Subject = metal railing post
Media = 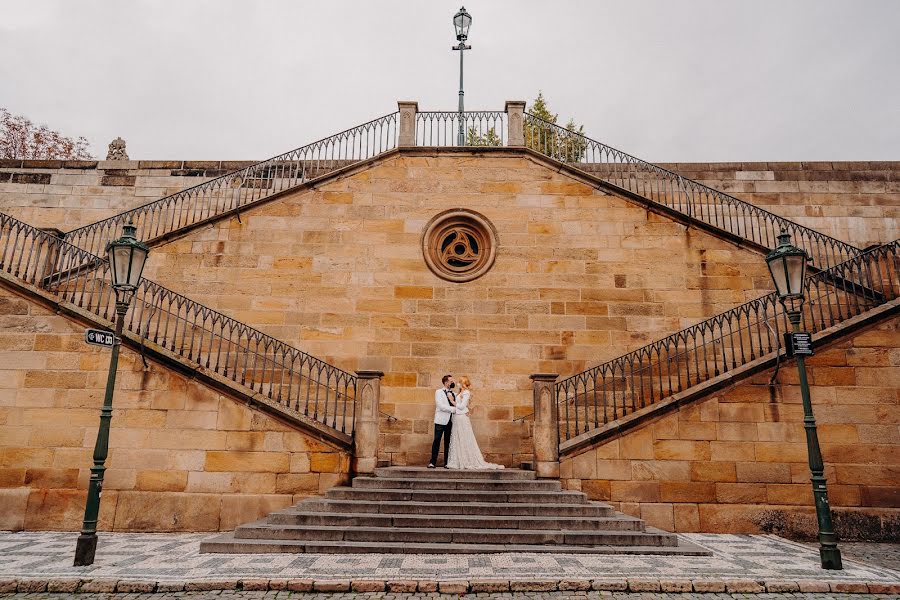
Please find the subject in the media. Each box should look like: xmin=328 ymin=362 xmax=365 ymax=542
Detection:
xmin=353 ymin=370 xmax=384 ymax=474
xmin=398 ymin=101 xmax=418 ymax=147
xmin=530 ymin=373 xmax=559 ymax=478
xmin=505 ymin=100 xmax=526 ymax=147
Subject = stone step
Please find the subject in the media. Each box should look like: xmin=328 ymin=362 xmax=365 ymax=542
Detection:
xmin=200 ymin=534 xmax=712 ymax=556
xmin=268 ymin=511 xmax=644 ymax=531
xmin=352 ymin=476 xmax=561 ymax=491
xmin=289 ymin=498 xmax=615 ymax=517
xmin=233 ymin=523 xmax=675 ymax=546
xmin=374 ymin=467 xmax=535 ymax=480
xmin=325 ymin=487 xmax=588 ymax=504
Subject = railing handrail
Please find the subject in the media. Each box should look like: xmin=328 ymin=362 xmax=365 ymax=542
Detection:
xmin=64 ymin=111 xmax=400 ymax=245
xmin=0 ymin=211 xmax=357 ymax=436
xmin=523 ymin=112 xmax=861 ymax=263
xmin=558 ymin=239 xmax=898 ymax=390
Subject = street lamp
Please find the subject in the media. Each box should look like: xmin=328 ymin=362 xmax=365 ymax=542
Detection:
xmin=452 ymin=6 xmax=472 ymax=146
xmin=765 ymin=231 xmax=842 ymax=570
xmin=74 ymin=222 xmax=149 ymax=567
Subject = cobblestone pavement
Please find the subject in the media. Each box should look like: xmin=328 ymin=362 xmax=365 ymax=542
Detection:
xmin=0 ymin=532 xmax=896 ymax=596
xmin=0 ymin=592 xmax=898 ymax=599
xmin=805 ymin=542 xmax=900 ymax=573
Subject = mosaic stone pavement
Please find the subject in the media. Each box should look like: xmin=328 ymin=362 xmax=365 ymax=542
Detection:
xmin=0 ymin=532 xmax=897 ymax=586
xmin=0 ymin=593 xmax=897 ymax=599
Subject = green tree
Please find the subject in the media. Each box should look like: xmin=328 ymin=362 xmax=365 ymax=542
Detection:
xmin=466 ymin=126 xmax=503 ymax=147
xmin=523 ymin=92 xmax=587 ymax=163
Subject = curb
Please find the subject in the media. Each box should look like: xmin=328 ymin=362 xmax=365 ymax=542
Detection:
xmin=1 ymin=576 xmax=898 ymax=594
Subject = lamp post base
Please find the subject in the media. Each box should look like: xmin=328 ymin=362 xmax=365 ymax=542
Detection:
xmin=820 ymin=545 xmax=843 ymax=570
xmin=73 ymin=533 xmax=98 ymax=566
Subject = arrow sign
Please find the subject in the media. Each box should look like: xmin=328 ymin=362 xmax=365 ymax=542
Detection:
xmin=85 ymin=328 xmax=115 ymax=348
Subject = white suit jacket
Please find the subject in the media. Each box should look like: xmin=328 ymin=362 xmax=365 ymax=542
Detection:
xmin=434 ymin=387 xmax=457 ymax=425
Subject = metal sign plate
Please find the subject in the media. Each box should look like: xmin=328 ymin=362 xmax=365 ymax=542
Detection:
xmin=785 ymin=331 xmax=814 ymax=356
xmin=85 ymin=328 xmax=115 ymax=348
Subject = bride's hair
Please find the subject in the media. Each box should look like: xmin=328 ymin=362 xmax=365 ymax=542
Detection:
xmin=460 ymin=376 xmax=471 ymax=389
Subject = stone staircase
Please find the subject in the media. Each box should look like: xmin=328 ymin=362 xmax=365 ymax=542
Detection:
xmin=200 ymin=467 xmax=709 ymax=555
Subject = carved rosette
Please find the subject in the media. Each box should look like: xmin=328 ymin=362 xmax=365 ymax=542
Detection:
xmin=422 ymin=209 xmax=498 ymax=283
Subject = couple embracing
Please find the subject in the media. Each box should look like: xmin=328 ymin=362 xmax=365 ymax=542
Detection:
xmin=428 ymin=374 xmax=503 ymax=470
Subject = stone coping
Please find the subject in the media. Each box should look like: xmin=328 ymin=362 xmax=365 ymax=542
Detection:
xmin=0 ymin=532 xmax=896 ymax=595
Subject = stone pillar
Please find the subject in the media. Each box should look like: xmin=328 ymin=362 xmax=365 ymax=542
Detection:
xmin=397 ymin=101 xmax=418 ymax=147
xmin=353 ymin=370 xmax=384 ymax=474
xmin=36 ymin=228 xmax=65 ymax=289
xmin=505 ymin=100 xmax=526 ymax=147
xmin=530 ymin=373 xmax=559 ymax=478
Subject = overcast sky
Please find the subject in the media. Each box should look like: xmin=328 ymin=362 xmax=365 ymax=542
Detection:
xmin=2 ymin=1 xmax=898 ymax=161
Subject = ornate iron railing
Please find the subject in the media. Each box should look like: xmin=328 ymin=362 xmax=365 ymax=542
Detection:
xmin=416 ymin=111 xmax=507 ymax=147
xmin=556 ymin=240 xmax=899 ymax=445
xmin=0 ymin=212 xmax=357 ymax=437
xmin=64 ymin=112 xmax=400 ymax=256
xmin=523 ymin=113 xmax=861 ymax=272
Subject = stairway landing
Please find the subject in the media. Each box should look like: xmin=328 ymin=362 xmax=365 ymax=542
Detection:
xmin=201 ymin=467 xmax=709 ymax=555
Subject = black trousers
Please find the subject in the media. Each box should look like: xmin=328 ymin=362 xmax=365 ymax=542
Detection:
xmin=430 ymin=421 xmax=452 ymax=466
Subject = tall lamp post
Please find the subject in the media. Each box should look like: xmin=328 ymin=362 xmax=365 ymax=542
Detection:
xmin=765 ymin=231 xmax=842 ymax=570
xmin=452 ymin=6 xmax=472 ymax=146
xmin=74 ymin=222 xmax=149 ymax=567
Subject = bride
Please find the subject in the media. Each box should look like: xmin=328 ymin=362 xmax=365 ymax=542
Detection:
xmin=446 ymin=376 xmax=504 ymax=470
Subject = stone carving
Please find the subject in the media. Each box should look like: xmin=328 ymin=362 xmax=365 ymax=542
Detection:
xmin=422 ymin=209 xmax=497 ymax=283
xmin=106 ymin=137 xmax=129 ymax=161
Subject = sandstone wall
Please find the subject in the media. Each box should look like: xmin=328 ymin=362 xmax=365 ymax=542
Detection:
xmin=0 ymin=285 xmax=349 ymax=532
xmin=0 ymin=159 xmax=252 ymax=231
xmin=1 ymin=159 xmax=895 ymax=248
xmin=660 ymin=161 xmax=900 ymax=247
xmin=140 ymin=151 xmax=776 ymax=466
xmin=560 ymin=315 xmax=900 ymax=540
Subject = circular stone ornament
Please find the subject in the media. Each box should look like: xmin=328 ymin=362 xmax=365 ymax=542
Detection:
xmin=422 ymin=209 xmax=498 ymax=283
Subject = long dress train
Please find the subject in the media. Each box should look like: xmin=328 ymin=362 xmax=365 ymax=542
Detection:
xmin=446 ymin=390 xmax=504 ymax=470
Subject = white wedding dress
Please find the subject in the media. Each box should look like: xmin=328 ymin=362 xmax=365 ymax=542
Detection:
xmin=446 ymin=390 xmax=504 ymax=470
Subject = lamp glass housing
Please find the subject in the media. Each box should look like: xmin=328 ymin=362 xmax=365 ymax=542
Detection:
xmin=106 ymin=223 xmax=149 ymax=292
xmin=453 ymin=7 xmax=471 ymax=40
xmin=765 ymin=232 xmax=808 ymax=299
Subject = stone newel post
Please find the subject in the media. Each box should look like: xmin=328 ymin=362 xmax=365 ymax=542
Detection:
xmin=353 ymin=370 xmax=384 ymax=474
xmin=505 ymin=100 xmax=526 ymax=147
xmin=530 ymin=373 xmax=559 ymax=478
xmin=397 ymin=101 xmax=418 ymax=147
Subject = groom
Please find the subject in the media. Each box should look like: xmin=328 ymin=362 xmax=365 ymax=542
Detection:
xmin=428 ymin=374 xmax=456 ymax=468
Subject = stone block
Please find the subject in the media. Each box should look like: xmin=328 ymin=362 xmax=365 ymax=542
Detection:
xmin=692 ymin=579 xmax=726 ymax=592
xmin=313 ymin=579 xmax=350 ymax=592
xmin=116 ymin=580 xmax=157 ymax=592
xmin=659 ymin=579 xmax=692 ymax=592
xmin=79 ymin=579 xmax=118 ymax=592
xmin=240 ymin=578 xmax=269 ymax=590
xmin=470 ymin=579 xmax=510 ymax=592
xmin=558 ymin=579 xmax=590 ymax=591
xmin=386 ymin=580 xmax=417 ymax=592
xmin=437 ymin=580 xmax=469 ymax=593
xmin=592 ymin=578 xmax=627 ymax=591
xmin=830 ymin=581 xmax=869 ymax=593
xmin=184 ymin=580 xmax=237 ymax=591
xmin=47 ymin=579 xmax=81 ymax=592
xmin=16 ymin=579 xmax=47 ymax=592
xmin=765 ymin=580 xmax=800 ymax=592
xmin=113 ymin=491 xmax=220 ymax=531
xmin=351 ymin=579 xmax=385 ymax=592
xmin=628 ymin=578 xmax=661 ymax=591
xmin=416 ymin=580 xmax=438 ymax=592
xmin=725 ymin=579 xmax=764 ymax=593
xmin=510 ymin=580 xmax=557 ymax=591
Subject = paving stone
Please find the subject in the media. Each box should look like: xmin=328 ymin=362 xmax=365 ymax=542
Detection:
xmin=267 ymin=579 xmax=289 ymax=590
xmin=386 ymin=580 xmax=418 ymax=592
xmin=417 ymin=580 xmax=438 ymax=592
xmin=312 ymin=579 xmax=350 ymax=592
xmin=353 ymin=580 xmax=386 ymax=592
xmin=0 ymin=579 xmax=16 ymax=593
xmin=156 ymin=581 xmax=186 ymax=592
xmin=185 ymin=580 xmax=238 ymax=591
xmin=869 ymin=582 xmax=900 ymax=593
xmin=116 ymin=580 xmax=157 ymax=592
xmin=16 ymin=579 xmax=47 ymax=593
xmin=796 ymin=579 xmax=831 ymax=592
xmin=286 ymin=579 xmax=313 ymax=592
xmin=241 ymin=579 xmax=269 ymax=591
xmin=692 ymin=580 xmax=727 ymax=592
xmin=765 ymin=580 xmax=800 ymax=592
xmin=831 ymin=581 xmax=870 ymax=593
xmin=46 ymin=578 xmax=81 ymax=592
xmin=558 ymin=579 xmax=591 ymax=591
xmin=438 ymin=580 xmax=468 ymax=593
xmin=79 ymin=579 xmax=119 ymax=592
xmin=627 ymin=578 xmax=660 ymax=592
xmin=510 ymin=580 xmax=558 ymax=592
xmin=592 ymin=579 xmax=628 ymax=591
xmin=725 ymin=579 xmax=764 ymax=593
xmin=470 ymin=580 xmax=510 ymax=592
xmin=659 ymin=579 xmax=692 ymax=592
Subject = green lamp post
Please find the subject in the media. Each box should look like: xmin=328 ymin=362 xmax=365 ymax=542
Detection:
xmin=765 ymin=231 xmax=842 ymax=570
xmin=452 ymin=6 xmax=472 ymax=146
xmin=74 ymin=222 xmax=149 ymax=567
